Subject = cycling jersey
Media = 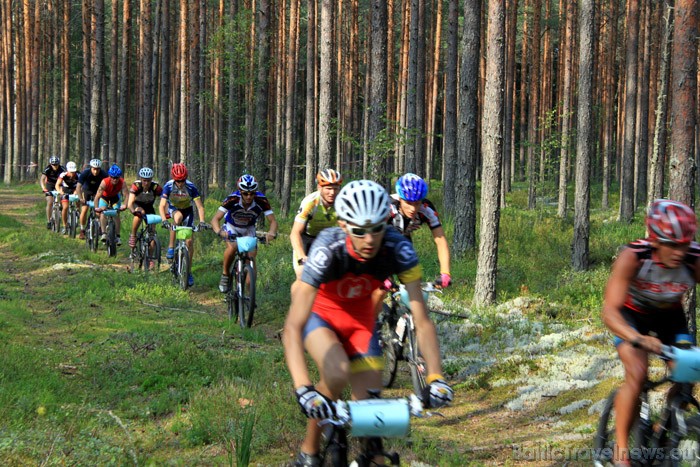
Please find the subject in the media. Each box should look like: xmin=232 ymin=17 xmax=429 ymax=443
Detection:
xmin=78 ymin=168 xmax=108 ymax=198
xmin=301 ymin=226 xmax=421 ymax=361
xmin=219 ymin=191 xmax=273 ymax=228
xmin=130 ymin=180 xmax=163 ymax=213
xmin=101 ymin=178 xmax=125 ymax=200
xmin=624 ymin=239 xmax=700 ymax=313
xmin=42 ymin=165 xmax=66 ymax=191
xmin=57 ymin=171 xmax=79 ymax=194
xmin=388 ymin=194 xmax=442 ymax=238
xmin=161 ymin=179 xmax=201 ymax=210
xmin=294 ymin=191 xmax=338 ymax=237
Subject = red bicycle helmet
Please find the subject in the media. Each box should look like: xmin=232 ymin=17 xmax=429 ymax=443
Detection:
xmin=317 ymin=169 xmax=343 ymax=186
xmin=646 ymin=199 xmax=697 ymax=244
xmin=171 ymin=163 xmax=188 ymax=181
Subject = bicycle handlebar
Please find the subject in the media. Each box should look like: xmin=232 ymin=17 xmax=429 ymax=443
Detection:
xmin=161 ymin=223 xmax=210 ymax=233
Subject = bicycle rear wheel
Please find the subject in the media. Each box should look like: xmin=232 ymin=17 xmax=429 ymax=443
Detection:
xmin=238 ymin=263 xmax=256 ymax=328
xmin=379 ymin=304 xmax=399 ymax=388
xmin=406 ymin=322 xmax=427 ymax=397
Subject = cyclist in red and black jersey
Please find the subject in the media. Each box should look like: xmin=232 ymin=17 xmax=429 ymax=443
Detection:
xmin=603 ymin=199 xmax=700 ymax=465
xmin=126 ymin=167 xmax=163 ymax=248
xmin=94 ymin=164 xmax=129 ymax=246
xmin=283 ymin=180 xmax=453 ymax=467
xmin=40 ymin=155 xmax=65 ymax=229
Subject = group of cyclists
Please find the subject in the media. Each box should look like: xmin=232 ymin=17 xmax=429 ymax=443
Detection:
xmin=40 ymin=155 xmax=700 ymax=466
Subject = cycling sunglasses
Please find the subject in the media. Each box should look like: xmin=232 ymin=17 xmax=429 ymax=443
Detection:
xmin=346 ymin=223 xmax=386 ymax=237
xmin=241 ymin=191 xmax=255 ymax=197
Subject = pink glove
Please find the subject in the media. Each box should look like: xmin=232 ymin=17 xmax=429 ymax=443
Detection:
xmin=439 ymin=273 xmax=452 ymax=288
xmin=382 ymin=278 xmax=394 ymax=291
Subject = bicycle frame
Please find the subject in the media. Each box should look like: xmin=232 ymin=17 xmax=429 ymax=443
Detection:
xmin=49 ymin=191 xmax=61 ymax=232
xmin=85 ymin=201 xmax=101 ymax=252
xmin=225 ymin=234 xmax=265 ymax=327
xmin=131 ymin=214 xmax=161 ymax=272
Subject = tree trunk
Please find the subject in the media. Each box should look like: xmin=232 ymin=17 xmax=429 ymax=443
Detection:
xmin=572 ymin=0 xmax=594 ymax=271
xmin=501 ymin=0 xmax=518 ymax=203
xmin=557 ymin=0 xmax=574 ymax=219
xmin=367 ymin=0 xmax=388 ymax=182
xmin=281 ymin=0 xmax=300 ymax=215
xmin=526 ymin=0 xmax=540 ymax=210
xmin=442 ymin=0 xmax=458 ymax=213
xmin=452 ymin=0 xmax=480 ymax=255
xmin=116 ymin=0 xmax=130 ymax=167
xmin=156 ymin=0 xmax=170 ymax=182
xmin=108 ymin=0 xmax=118 ymax=166
xmin=81 ymin=0 xmax=92 ymax=163
xmin=317 ymin=0 xmax=333 ymax=170
xmin=474 ymin=0 xmax=504 ymax=306
xmin=648 ymin=1 xmax=672 ymax=202
xmin=619 ymin=0 xmax=639 ymax=222
xmin=634 ymin=1 xmax=651 ymax=208
xmin=517 ymin=0 xmax=528 ymax=183
xmin=304 ymin=0 xmax=317 ymax=195
xmin=667 ymin=0 xmax=697 ymax=205
xmin=404 ymin=0 xmax=419 ymax=173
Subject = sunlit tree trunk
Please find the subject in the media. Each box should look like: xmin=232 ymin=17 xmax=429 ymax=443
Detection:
xmin=619 ymin=0 xmax=638 ymax=222
xmin=557 ymin=0 xmax=574 ymax=219
xmin=634 ymin=1 xmax=650 ymax=209
xmin=474 ymin=0 xmax=504 ymax=306
xmin=367 ymin=0 xmax=388 ymax=182
xmin=304 ymin=0 xmax=317 ymax=195
xmin=108 ymin=0 xmax=118 ymax=166
xmin=318 ymin=0 xmax=333 ymax=170
xmin=156 ymin=0 xmax=170 ymax=182
xmin=517 ymin=0 xmax=528 ymax=183
xmin=81 ymin=0 xmax=92 ymax=163
xmin=501 ymin=0 xmax=517 ymax=203
xmin=281 ymin=0 xmax=300 ymax=215
xmin=442 ymin=0 xmax=458 ymax=213
xmin=252 ymin=0 xmax=270 ymax=183
xmin=526 ymin=0 xmax=540 ymax=209
xmin=572 ymin=0 xmax=594 ymax=271
xmin=116 ymin=0 xmax=130 ymax=167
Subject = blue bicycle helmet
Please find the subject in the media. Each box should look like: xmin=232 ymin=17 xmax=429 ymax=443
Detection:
xmin=49 ymin=155 xmax=60 ymax=165
xmin=108 ymin=164 xmax=123 ymax=178
xmin=237 ymin=174 xmax=258 ymax=192
xmin=395 ymin=173 xmax=428 ymax=202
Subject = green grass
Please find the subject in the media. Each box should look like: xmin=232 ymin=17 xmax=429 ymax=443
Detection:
xmin=0 ymin=180 xmax=646 ymax=464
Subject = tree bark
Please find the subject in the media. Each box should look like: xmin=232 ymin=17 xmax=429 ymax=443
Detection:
xmin=304 ymin=0 xmax=317 ymax=195
xmin=557 ymin=0 xmax=574 ymax=219
xmin=367 ymin=0 xmax=388 ymax=182
xmin=619 ymin=0 xmax=639 ymax=222
xmin=572 ymin=0 xmax=594 ymax=271
xmin=317 ymin=0 xmax=333 ymax=170
xmin=474 ymin=0 xmax=504 ymax=306
xmin=442 ymin=0 xmax=458 ymax=213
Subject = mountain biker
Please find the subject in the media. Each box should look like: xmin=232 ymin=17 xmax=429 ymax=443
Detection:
xmin=290 ymin=169 xmax=343 ymax=279
xmin=94 ymin=164 xmax=129 ymax=246
xmin=127 ymin=167 xmax=163 ymax=249
xmin=76 ymin=158 xmax=108 ymax=240
xmin=390 ymin=173 xmax=452 ymax=288
xmin=159 ymin=163 xmax=207 ymax=287
xmin=40 ymin=155 xmax=66 ymax=229
xmin=602 ymin=199 xmax=700 ymax=466
xmin=211 ymin=174 xmax=278 ymax=293
xmin=56 ymin=161 xmax=80 ymax=235
xmin=282 ymin=180 xmax=454 ymax=467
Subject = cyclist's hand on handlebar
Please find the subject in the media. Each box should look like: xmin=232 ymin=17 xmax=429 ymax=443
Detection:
xmin=295 ymin=385 xmax=334 ymax=419
xmin=95 ymin=207 xmax=104 ymax=213
xmin=421 ymin=378 xmax=454 ymax=408
xmin=631 ymin=335 xmax=664 ymax=355
xmin=196 ymin=222 xmax=210 ymax=231
xmin=119 ymin=205 xmax=127 ymax=211
xmin=435 ymin=273 xmax=452 ymax=288
xmin=265 ymin=232 xmax=276 ymax=244
xmin=161 ymin=220 xmax=171 ymax=229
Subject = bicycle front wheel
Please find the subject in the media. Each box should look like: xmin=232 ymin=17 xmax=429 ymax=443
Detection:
xmin=226 ymin=262 xmax=238 ymax=320
xmin=51 ymin=205 xmax=60 ymax=232
xmin=238 ymin=263 xmax=256 ymax=328
xmin=379 ymin=305 xmax=399 ymax=388
xmin=107 ymin=220 xmax=117 ymax=257
xmin=69 ymin=208 xmax=78 ymax=238
xmin=406 ymin=321 xmax=427 ymax=396
xmin=89 ymin=218 xmax=100 ymax=252
xmin=177 ymin=247 xmax=190 ymax=290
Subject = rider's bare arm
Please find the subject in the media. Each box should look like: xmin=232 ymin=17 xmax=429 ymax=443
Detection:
xmin=431 ymin=226 xmax=451 ymax=276
xmin=404 ymin=279 xmax=444 ymax=378
xmin=283 ymin=281 xmax=319 ymax=389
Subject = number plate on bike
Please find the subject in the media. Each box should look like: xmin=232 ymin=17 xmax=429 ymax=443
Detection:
xmin=347 ymin=399 xmax=410 ymax=437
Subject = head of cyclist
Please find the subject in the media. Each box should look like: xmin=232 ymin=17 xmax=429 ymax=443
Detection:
xmin=316 ymin=168 xmax=343 ymax=206
xmin=171 ymin=163 xmax=188 ymax=186
xmin=139 ymin=167 xmax=154 ymax=186
xmin=237 ymin=174 xmax=258 ymax=208
xmin=49 ymin=155 xmax=60 ymax=168
xmin=646 ymin=199 xmax=697 ymax=268
xmin=335 ymin=180 xmax=391 ymax=260
xmin=108 ymin=164 xmax=123 ymax=185
xmin=395 ymin=173 xmax=428 ymax=219
xmin=89 ymin=158 xmax=102 ymax=175
xmin=66 ymin=161 xmax=78 ymax=174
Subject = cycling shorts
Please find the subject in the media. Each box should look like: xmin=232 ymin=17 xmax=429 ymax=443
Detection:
xmin=613 ymin=306 xmax=693 ymax=347
xmin=60 ymin=190 xmax=76 ymax=201
xmin=167 ymin=206 xmax=194 ymax=227
xmin=98 ymin=196 xmax=123 ymax=210
xmin=83 ymin=191 xmax=96 ymax=202
xmin=134 ymin=202 xmax=156 ymax=215
xmin=302 ymin=312 xmax=383 ymax=373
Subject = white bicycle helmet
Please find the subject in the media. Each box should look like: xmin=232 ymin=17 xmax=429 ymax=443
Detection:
xmin=139 ymin=167 xmax=154 ymax=179
xmin=89 ymin=158 xmax=102 ymax=169
xmin=66 ymin=161 xmax=78 ymax=172
xmin=335 ymin=180 xmax=391 ymax=226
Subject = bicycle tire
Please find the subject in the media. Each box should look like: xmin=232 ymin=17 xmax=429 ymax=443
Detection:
xmin=107 ymin=220 xmax=117 ymax=257
xmin=238 ymin=262 xmax=256 ymax=328
xmin=68 ymin=207 xmax=78 ymax=238
xmin=151 ymin=234 xmax=162 ymax=270
xmin=320 ymin=424 xmax=349 ymax=467
xmin=380 ymin=304 xmax=400 ymax=388
xmin=51 ymin=204 xmax=60 ymax=232
xmin=177 ymin=247 xmax=190 ymax=290
xmin=407 ymin=320 xmax=427 ymax=397
xmin=89 ymin=218 xmax=100 ymax=252
xmin=139 ymin=232 xmax=149 ymax=271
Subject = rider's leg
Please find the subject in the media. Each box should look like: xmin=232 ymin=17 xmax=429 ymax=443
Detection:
xmin=614 ymin=342 xmax=649 ymax=463
xmin=79 ymin=204 xmax=88 ymax=231
xmin=300 ymin=327 xmax=350 ymax=456
xmin=222 ymin=242 xmax=237 ymax=276
xmin=61 ymin=200 xmax=69 ymax=227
